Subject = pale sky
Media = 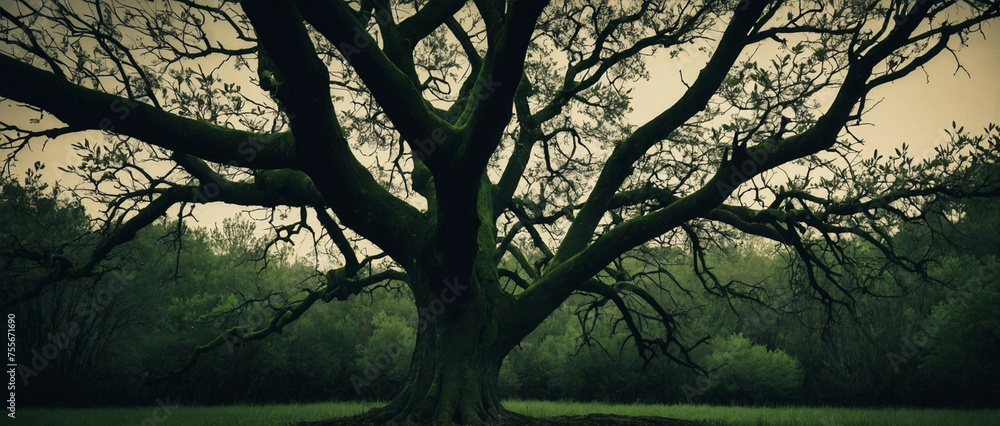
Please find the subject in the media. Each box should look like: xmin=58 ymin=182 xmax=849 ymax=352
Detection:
xmin=5 ymin=9 xmax=1000 ymax=267
xmin=630 ymin=20 xmax=1000 ymax=161
xmin=855 ymin=24 xmax=1000 ymax=159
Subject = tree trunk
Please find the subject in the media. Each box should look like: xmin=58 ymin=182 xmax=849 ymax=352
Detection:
xmin=351 ymin=270 xmax=527 ymax=425
xmin=362 ymin=301 xmax=518 ymax=424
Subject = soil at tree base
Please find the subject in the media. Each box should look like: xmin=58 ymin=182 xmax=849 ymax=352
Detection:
xmin=301 ymin=413 xmax=714 ymax=425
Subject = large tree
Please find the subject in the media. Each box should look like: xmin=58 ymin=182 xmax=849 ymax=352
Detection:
xmin=2 ymin=0 xmax=1000 ymax=423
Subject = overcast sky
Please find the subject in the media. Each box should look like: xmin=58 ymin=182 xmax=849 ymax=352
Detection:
xmin=5 ymin=10 xmax=999 ymax=266
xmin=631 ymin=20 xmax=1000 ymax=160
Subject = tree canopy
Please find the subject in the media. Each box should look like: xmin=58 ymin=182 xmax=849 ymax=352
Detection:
xmin=3 ymin=0 xmax=1000 ymax=423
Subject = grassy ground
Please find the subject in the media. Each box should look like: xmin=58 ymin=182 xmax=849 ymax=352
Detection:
xmin=504 ymin=400 xmax=1000 ymax=425
xmin=14 ymin=400 xmax=1000 ymax=425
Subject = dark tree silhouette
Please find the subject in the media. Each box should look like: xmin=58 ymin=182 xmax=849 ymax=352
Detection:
xmin=3 ymin=0 xmax=1000 ymax=423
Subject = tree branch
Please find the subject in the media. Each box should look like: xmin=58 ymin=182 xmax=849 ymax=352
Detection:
xmin=243 ymin=0 xmax=425 ymax=262
xmin=0 ymin=53 xmax=296 ymax=169
xmin=292 ymin=0 xmax=459 ymax=171
xmin=551 ymin=0 xmax=769 ymax=266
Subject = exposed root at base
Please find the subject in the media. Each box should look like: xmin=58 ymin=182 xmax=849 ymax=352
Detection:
xmin=299 ymin=412 xmax=714 ymax=425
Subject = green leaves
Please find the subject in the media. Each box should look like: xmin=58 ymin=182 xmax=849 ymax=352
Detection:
xmin=701 ymin=333 xmax=804 ymax=402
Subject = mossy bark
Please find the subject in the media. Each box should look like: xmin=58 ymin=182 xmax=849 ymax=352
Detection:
xmin=361 ymin=287 xmax=521 ymax=425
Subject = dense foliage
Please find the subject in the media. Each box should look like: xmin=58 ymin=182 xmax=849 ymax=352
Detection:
xmin=5 ymin=173 xmax=996 ymax=408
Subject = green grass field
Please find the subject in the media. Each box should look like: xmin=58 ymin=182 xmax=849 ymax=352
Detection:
xmin=14 ymin=400 xmax=1000 ymax=425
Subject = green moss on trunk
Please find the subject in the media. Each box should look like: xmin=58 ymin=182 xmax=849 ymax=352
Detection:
xmin=363 ymin=295 xmax=512 ymax=425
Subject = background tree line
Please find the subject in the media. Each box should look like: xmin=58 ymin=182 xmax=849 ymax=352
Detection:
xmin=3 ymin=167 xmax=996 ymax=408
